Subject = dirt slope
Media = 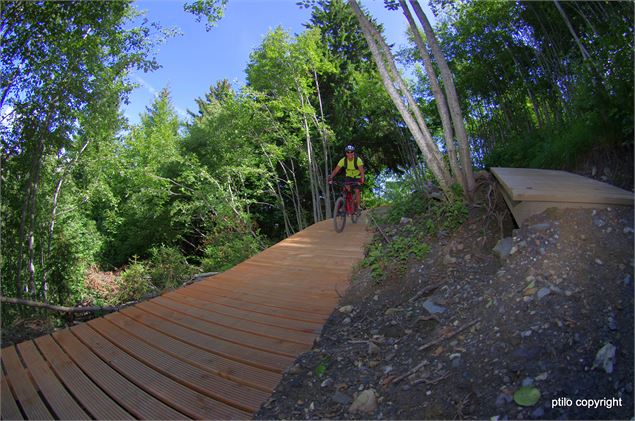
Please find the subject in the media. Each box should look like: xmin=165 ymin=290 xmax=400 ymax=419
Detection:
xmin=255 ymin=205 xmax=634 ymax=420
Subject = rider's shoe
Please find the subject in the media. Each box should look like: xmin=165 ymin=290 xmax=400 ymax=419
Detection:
xmin=355 ymin=208 xmax=362 ymax=217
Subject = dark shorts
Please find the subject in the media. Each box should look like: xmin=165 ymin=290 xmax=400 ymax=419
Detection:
xmin=345 ymin=177 xmax=362 ymax=190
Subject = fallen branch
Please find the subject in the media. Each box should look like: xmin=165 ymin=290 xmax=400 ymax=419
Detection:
xmin=408 ymin=281 xmax=443 ymax=303
xmin=183 ymin=271 xmax=219 ymax=286
xmin=366 ymin=210 xmax=390 ymax=243
xmin=412 ymin=372 xmax=449 ymax=386
xmin=393 ymin=318 xmax=481 ymax=384
xmin=0 ymin=296 xmax=121 ymax=314
xmin=418 ymin=318 xmax=481 ymax=351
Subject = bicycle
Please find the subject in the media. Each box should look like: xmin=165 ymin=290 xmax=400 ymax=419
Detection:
xmin=331 ymin=179 xmax=362 ymax=233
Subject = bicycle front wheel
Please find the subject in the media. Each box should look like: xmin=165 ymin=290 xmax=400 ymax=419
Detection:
xmin=333 ymin=197 xmax=346 ymax=233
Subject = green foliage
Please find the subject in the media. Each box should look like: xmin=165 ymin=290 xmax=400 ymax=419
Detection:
xmin=1 ymin=0 xmax=163 ymax=305
xmin=431 ymin=0 xmax=633 ymax=171
xmin=485 ymin=117 xmax=599 ymax=170
xmin=115 ymin=258 xmax=154 ymax=303
xmin=148 ymin=245 xmax=199 ymax=290
xmin=382 ymin=191 xmax=429 ymax=224
xmin=184 ymin=0 xmax=228 ymax=31
xmin=513 ymin=386 xmax=541 ymax=407
xmin=363 ymin=176 xmax=467 ymax=282
xmin=202 ymin=232 xmax=263 ymax=272
xmin=314 ymin=355 xmax=331 ymax=378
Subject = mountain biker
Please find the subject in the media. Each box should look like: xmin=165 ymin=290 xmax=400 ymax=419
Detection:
xmin=328 ymin=145 xmax=365 ymax=214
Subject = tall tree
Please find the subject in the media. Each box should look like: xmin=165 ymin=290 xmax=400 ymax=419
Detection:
xmin=1 ymin=1 xmax=160 ymax=300
xmin=348 ymin=0 xmax=455 ymax=194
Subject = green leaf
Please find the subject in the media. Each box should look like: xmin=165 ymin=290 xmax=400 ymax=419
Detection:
xmin=513 ymin=386 xmax=540 ymax=407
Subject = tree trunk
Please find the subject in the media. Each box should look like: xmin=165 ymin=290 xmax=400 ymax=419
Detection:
xmin=398 ymin=0 xmax=465 ymax=192
xmin=298 ymin=88 xmax=322 ymax=224
xmin=288 ymin=159 xmax=307 ymax=230
xmin=410 ymin=0 xmax=475 ymax=198
xmin=348 ymin=0 xmax=453 ymax=194
xmin=261 ymin=146 xmax=293 ymax=237
xmin=553 ymin=0 xmax=608 ymax=112
xmin=314 ymin=70 xmax=332 ymax=219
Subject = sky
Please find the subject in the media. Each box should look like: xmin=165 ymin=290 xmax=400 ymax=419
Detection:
xmin=123 ymin=0 xmax=419 ymax=125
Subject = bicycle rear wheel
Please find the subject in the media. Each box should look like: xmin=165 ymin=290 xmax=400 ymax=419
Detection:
xmin=351 ymin=205 xmax=359 ymax=223
xmin=333 ymin=197 xmax=346 ymax=232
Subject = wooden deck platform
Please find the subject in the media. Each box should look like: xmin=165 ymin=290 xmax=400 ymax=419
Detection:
xmin=491 ymin=167 xmax=634 ymax=225
xmin=1 ymin=217 xmax=373 ymax=420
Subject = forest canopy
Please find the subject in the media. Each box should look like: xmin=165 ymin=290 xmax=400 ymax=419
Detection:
xmin=1 ymin=0 xmax=632 ymax=319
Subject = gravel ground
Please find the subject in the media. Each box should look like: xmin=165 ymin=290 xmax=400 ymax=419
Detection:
xmin=255 ymin=203 xmax=634 ymax=420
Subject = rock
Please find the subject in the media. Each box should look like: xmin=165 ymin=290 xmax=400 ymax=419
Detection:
xmin=321 ymin=378 xmax=333 ymax=388
xmin=368 ymin=341 xmax=380 ymax=356
xmin=592 ymin=343 xmax=616 ymax=374
xmin=608 ymin=315 xmax=617 ymax=331
xmin=287 ymin=364 xmax=303 ymax=375
xmin=399 ymin=217 xmax=413 ymax=225
xmin=332 ymin=391 xmax=352 ymax=405
xmin=536 ymin=287 xmax=551 ymax=300
xmin=339 ymin=305 xmax=354 ymax=314
xmin=444 ymin=254 xmax=457 ymax=264
xmin=530 ymin=223 xmax=550 ymax=231
xmin=348 ymin=389 xmax=377 ymax=414
xmin=531 ymin=406 xmax=545 ymax=418
xmin=511 ymin=346 xmax=542 ymax=360
xmin=593 ymin=215 xmax=606 ymax=228
xmin=522 ymin=377 xmax=534 ymax=387
xmin=384 ymin=307 xmax=401 ymax=316
xmin=422 ymin=298 xmax=447 ymax=314
xmin=495 ymin=393 xmax=513 ymax=407
xmin=493 ymin=237 xmax=513 ymax=260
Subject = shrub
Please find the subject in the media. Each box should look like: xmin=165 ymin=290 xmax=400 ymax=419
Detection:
xmin=148 ymin=245 xmax=198 ymax=290
xmin=115 ymin=258 xmax=153 ymax=303
xmin=202 ymin=233 xmax=263 ymax=272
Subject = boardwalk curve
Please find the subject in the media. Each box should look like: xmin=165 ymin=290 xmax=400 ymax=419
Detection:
xmin=1 ymin=217 xmax=372 ymax=420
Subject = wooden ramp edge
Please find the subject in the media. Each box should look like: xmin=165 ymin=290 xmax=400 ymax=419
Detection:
xmin=1 ymin=217 xmax=373 ymax=420
xmin=491 ymin=167 xmax=634 ymax=225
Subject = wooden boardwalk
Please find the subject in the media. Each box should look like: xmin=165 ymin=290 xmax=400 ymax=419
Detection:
xmin=491 ymin=167 xmax=634 ymax=224
xmin=1 ymin=218 xmax=372 ymax=420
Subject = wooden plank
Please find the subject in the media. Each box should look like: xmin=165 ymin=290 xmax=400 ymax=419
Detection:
xmin=136 ymin=301 xmax=306 ymax=357
xmin=491 ymin=167 xmax=634 ymax=204
xmin=1 ymin=373 xmax=23 ymax=420
xmin=105 ymin=311 xmax=281 ymax=392
xmin=15 ymin=341 xmax=89 ymax=420
xmin=169 ymin=290 xmax=324 ymax=333
xmin=71 ymin=323 xmax=250 ymax=419
xmin=4 ymin=217 xmax=373 ymax=419
xmin=34 ymin=335 xmax=134 ymax=420
xmin=189 ymin=282 xmax=333 ymax=318
xmin=174 ymin=285 xmax=327 ymax=324
xmin=195 ymin=280 xmax=336 ymax=314
xmin=209 ymin=269 xmax=349 ymax=297
xmin=1 ymin=346 xmax=53 ymax=420
xmin=153 ymin=295 xmax=317 ymax=346
xmin=88 ymin=317 xmax=270 ymax=413
xmin=52 ymin=329 xmax=187 ymax=420
xmin=121 ymin=305 xmax=293 ymax=372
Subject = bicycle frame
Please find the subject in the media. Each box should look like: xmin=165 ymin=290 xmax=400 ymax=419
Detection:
xmin=331 ymin=180 xmax=361 ymax=233
xmin=337 ymin=181 xmax=360 ymax=216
